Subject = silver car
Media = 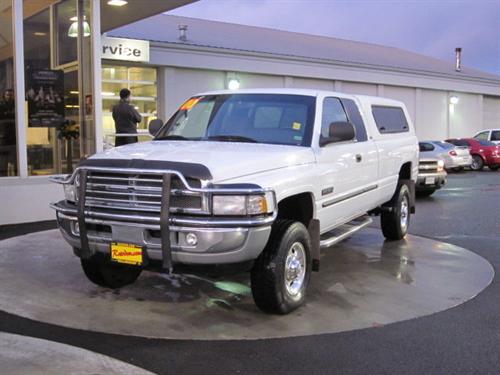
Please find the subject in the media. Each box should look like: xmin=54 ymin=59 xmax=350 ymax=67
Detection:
xmin=419 ymin=141 xmax=472 ymax=171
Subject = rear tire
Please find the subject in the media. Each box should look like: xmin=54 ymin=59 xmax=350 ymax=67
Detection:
xmin=471 ymin=155 xmax=484 ymax=171
xmin=251 ymin=220 xmax=312 ymax=314
xmin=381 ymin=183 xmax=411 ymax=241
xmin=81 ymin=257 xmax=142 ymax=289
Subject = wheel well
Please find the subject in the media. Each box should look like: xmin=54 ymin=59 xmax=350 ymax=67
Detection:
xmin=399 ymin=162 xmax=412 ymax=180
xmin=277 ymin=193 xmax=314 ymax=226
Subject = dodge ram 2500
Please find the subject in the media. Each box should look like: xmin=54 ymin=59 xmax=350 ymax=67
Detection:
xmin=51 ymin=88 xmax=419 ymax=314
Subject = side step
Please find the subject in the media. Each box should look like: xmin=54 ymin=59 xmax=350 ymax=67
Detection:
xmin=320 ymin=215 xmax=373 ymax=249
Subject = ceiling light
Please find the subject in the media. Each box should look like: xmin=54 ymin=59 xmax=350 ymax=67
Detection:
xmin=107 ymin=0 xmax=128 ymax=6
xmin=68 ymin=19 xmax=91 ymax=38
xmin=34 ymin=32 xmax=46 ymax=36
xmin=101 ymin=92 xmax=116 ymax=96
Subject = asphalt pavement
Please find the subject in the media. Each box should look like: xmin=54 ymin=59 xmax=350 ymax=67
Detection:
xmin=0 ymin=170 xmax=499 ymax=374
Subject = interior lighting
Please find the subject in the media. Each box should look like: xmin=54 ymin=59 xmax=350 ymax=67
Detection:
xmin=107 ymin=0 xmax=128 ymax=6
xmin=68 ymin=16 xmax=90 ymax=38
xmin=101 ymin=92 xmax=116 ymax=96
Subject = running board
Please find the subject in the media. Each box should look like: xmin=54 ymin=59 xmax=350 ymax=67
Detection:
xmin=320 ymin=216 xmax=373 ymax=249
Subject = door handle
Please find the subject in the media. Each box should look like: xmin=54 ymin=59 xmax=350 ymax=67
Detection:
xmin=355 ymin=154 xmax=362 ymax=163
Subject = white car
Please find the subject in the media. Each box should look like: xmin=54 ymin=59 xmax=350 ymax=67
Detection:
xmin=474 ymin=129 xmax=500 ymax=145
xmin=50 ymin=89 xmax=419 ymax=314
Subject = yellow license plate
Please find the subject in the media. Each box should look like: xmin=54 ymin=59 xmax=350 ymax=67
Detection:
xmin=110 ymin=242 xmax=143 ymax=265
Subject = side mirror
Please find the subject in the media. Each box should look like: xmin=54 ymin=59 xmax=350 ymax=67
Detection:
xmin=148 ymin=119 xmax=164 ymax=137
xmin=320 ymin=121 xmax=356 ymax=146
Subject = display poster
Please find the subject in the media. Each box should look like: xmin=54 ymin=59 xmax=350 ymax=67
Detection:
xmin=26 ymin=69 xmax=65 ymax=127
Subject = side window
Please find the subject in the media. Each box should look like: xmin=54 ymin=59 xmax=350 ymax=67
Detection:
xmin=474 ymin=131 xmax=490 ymax=140
xmin=491 ymin=131 xmax=500 ymax=141
xmin=340 ymin=98 xmax=368 ymax=142
xmin=321 ymin=97 xmax=348 ymax=138
xmin=372 ymin=106 xmax=409 ymax=134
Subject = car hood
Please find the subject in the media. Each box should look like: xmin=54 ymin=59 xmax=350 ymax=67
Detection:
xmin=92 ymin=141 xmax=315 ymax=182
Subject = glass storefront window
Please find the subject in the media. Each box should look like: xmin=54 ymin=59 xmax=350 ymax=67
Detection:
xmin=0 ymin=4 xmax=18 ymax=176
xmin=24 ymin=0 xmax=94 ymax=175
xmin=55 ymin=0 xmax=79 ymax=66
xmin=102 ymin=64 xmax=157 ymax=146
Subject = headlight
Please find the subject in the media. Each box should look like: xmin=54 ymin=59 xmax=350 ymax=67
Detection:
xmin=63 ymin=184 xmax=77 ymax=203
xmin=212 ymin=192 xmax=275 ymax=216
xmin=437 ymin=160 xmax=445 ymax=172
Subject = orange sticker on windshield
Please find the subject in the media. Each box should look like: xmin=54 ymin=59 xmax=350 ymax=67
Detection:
xmin=180 ymin=97 xmax=201 ymax=111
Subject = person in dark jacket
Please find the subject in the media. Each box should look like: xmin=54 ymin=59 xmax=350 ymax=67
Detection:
xmin=112 ymin=88 xmax=142 ymax=147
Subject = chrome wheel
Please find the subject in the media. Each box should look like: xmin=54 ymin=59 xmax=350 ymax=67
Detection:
xmin=284 ymin=242 xmax=306 ymax=296
xmin=471 ymin=155 xmax=483 ymax=171
xmin=400 ymin=195 xmax=409 ymax=233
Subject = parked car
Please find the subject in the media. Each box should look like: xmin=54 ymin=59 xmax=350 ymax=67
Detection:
xmin=50 ymin=89 xmax=418 ymax=314
xmin=416 ymin=157 xmax=447 ymax=196
xmin=418 ymin=141 xmax=472 ymax=171
xmin=473 ymin=129 xmax=500 ymax=145
xmin=445 ymin=138 xmax=500 ymax=171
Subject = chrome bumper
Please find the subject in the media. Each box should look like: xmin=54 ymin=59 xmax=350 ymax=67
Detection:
xmin=53 ymin=201 xmax=273 ymax=265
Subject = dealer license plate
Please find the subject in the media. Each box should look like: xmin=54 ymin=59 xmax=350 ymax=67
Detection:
xmin=111 ymin=242 xmax=143 ymax=265
xmin=425 ymin=177 xmax=435 ymax=185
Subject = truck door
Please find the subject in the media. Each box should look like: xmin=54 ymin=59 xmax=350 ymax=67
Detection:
xmin=315 ymin=97 xmax=379 ymax=232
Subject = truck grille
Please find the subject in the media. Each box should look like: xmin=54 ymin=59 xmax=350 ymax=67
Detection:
xmin=82 ymin=171 xmax=207 ymax=215
xmin=418 ymin=160 xmax=438 ymax=173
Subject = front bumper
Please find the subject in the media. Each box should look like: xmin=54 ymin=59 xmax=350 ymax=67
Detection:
xmin=52 ymin=200 xmax=273 ymax=265
xmin=416 ymin=172 xmax=447 ymax=191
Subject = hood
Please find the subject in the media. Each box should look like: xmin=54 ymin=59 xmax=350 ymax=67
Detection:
xmin=92 ymin=141 xmax=315 ymax=182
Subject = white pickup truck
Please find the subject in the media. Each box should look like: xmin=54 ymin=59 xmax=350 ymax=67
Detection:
xmin=51 ymin=89 xmax=418 ymax=314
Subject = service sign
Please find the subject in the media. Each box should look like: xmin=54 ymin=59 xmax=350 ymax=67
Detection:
xmin=101 ymin=36 xmax=150 ymax=63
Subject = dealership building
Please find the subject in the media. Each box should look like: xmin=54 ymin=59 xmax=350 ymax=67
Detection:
xmin=1 ymin=0 xmax=500 ymax=225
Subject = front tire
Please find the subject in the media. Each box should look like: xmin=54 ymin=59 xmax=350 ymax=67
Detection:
xmin=251 ymin=220 xmax=312 ymax=314
xmin=381 ymin=183 xmax=411 ymax=240
xmin=81 ymin=257 xmax=142 ymax=289
xmin=471 ymin=155 xmax=484 ymax=171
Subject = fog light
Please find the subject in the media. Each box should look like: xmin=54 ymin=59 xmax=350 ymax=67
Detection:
xmin=73 ymin=221 xmax=80 ymax=235
xmin=185 ymin=232 xmax=198 ymax=246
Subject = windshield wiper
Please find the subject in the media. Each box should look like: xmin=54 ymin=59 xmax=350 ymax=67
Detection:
xmin=207 ymin=135 xmax=258 ymax=143
xmin=155 ymin=135 xmax=190 ymax=141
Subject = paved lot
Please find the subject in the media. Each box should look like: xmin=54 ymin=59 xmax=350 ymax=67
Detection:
xmin=0 ymin=170 xmax=499 ymax=374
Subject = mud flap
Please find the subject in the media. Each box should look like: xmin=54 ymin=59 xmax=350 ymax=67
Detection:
xmin=308 ymin=219 xmax=320 ymax=272
xmin=160 ymin=174 xmax=173 ymax=273
xmin=77 ymin=169 xmax=91 ymax=259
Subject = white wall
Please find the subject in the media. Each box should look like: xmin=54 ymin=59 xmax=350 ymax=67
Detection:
xmin=416 ymin=89 xmax=448 ymax=140
xmin=341 ymin=81 xmax=378 ymax=96
xmin=484 ymin=96 xmax=500 ymax=129
xmin=449 ymin=92 xmax=483 ymax=138
xmin=0 ymin=180 xmax=63 ymax=225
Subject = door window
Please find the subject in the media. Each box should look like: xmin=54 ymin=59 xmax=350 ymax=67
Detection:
xmin=474 ymin=131 xmax=490 ymax=140
xmin=321 ymin=97 xmax=348 ymax=139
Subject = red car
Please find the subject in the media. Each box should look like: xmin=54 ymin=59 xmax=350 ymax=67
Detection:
xmin=445 ymin=138 xmax=500 ymax=171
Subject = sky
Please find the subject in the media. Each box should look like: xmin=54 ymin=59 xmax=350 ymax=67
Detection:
xmin=168 ymin=0 xmax=500 ymax=76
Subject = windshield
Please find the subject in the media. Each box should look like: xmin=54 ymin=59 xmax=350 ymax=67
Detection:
xmin=154 ymin=94 xmax=316 ymax=147
xmin=434 ymin=141 xmax=454 ymax=150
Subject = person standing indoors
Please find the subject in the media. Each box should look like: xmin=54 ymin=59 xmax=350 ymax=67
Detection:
xmin=112 ymin=88 xmax=142 ymax=147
